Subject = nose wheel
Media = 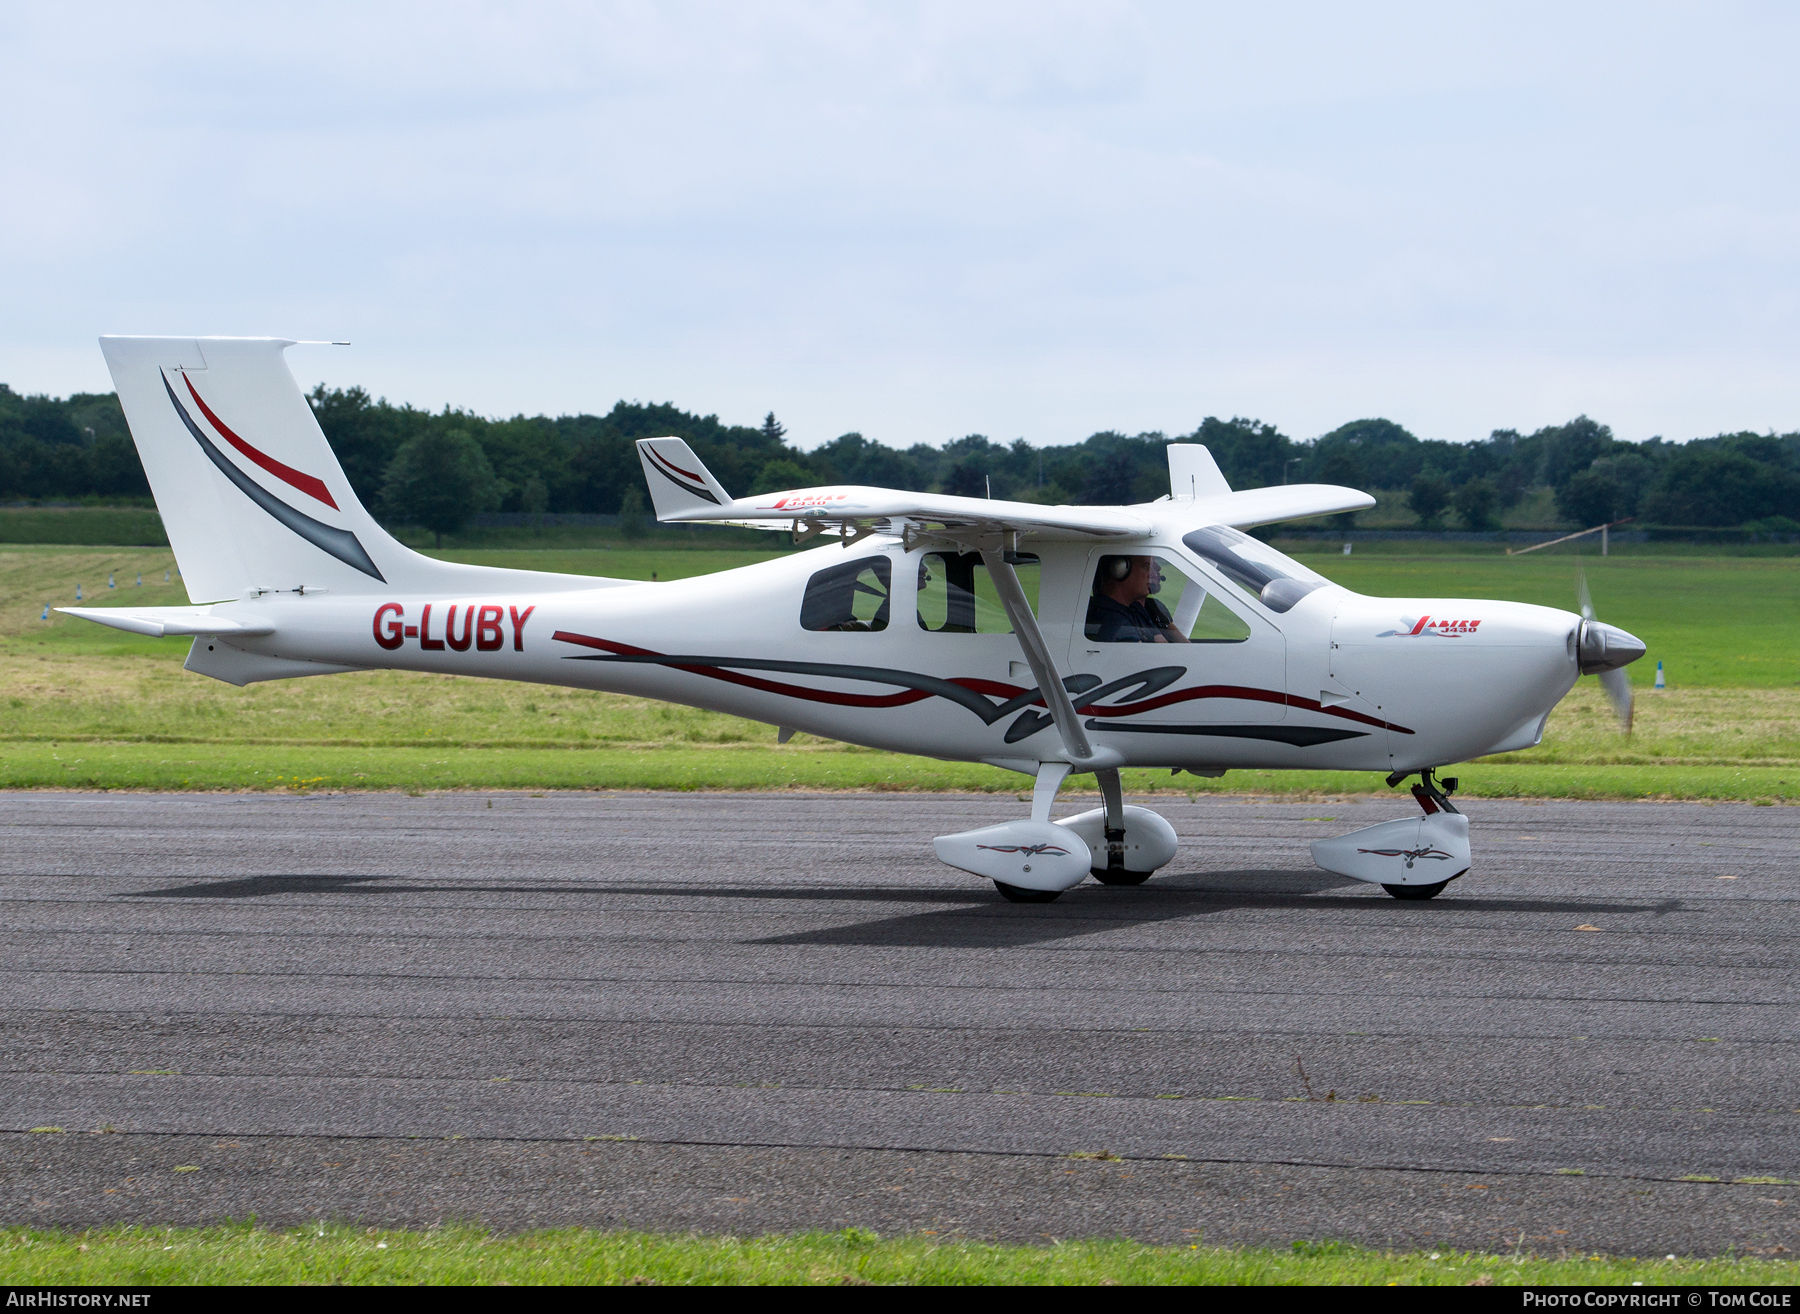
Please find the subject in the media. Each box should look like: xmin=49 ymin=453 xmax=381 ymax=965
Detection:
xmin=1383 ymin=880 xmax=1450 ymax=900
xmin=994 ymin=881 xmax=1062 ymax=903
xmin=1092 ymin=865 xmax=1152 ymax=886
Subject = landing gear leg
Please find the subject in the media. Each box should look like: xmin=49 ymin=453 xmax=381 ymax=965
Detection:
xmin=1376 ymin=767 xmax=1466 ymax=901
xmin=1091 ymin=767 xmax=1150 ymax=886
xmin=1389 ymin=766 xmax=1461 ymax=818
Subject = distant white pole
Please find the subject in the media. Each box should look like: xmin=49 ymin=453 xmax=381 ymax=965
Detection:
xmin=1602 ymin=523 xmax=1609 ymax=556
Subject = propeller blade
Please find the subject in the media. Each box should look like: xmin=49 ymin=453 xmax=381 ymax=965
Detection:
xmin=1579 ymin=563 xmax=1633 ymax=734
xmin=1599 ymin=666 xmax=1634 ymax=736
xmin=1576 ymin=563 xmax=1595 ymax=623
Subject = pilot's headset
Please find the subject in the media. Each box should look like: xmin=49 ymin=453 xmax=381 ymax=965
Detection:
xmin=1095 ymin=555 xmax=1133 ymax=592
xmin=1095 ymin=555 xmax=1164 ymax=594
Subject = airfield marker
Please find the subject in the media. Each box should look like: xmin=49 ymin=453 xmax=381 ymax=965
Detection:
xmin=1655 ymin=660 xmax=1665 ymax=690
xmin=108 ymin=573 xmax=115 ymax=588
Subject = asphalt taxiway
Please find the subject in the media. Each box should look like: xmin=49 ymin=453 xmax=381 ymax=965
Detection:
xmin=2 ymin=789 xmax=1796 ymax=1254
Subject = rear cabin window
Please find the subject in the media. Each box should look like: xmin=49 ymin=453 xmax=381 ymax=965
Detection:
xmin=915 ymin=552 xmax=1039 ymax=634
xmin=800 ymin=557 xmax=891 ymax=631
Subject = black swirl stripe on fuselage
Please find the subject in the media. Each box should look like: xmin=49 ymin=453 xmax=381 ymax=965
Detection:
xmin=552 ymin=631 xmax=1405 ymax=746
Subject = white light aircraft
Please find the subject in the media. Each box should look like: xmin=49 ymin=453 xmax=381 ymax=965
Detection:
xmin=67 ymin=337 xmax=1646 ymax=902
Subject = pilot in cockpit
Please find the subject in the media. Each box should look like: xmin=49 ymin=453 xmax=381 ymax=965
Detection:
xmin=1086 ymin=555 xmax=1191 ymax=643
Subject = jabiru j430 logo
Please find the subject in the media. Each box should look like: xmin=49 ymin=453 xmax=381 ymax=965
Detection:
xmin=1377 ymin=615 xmax=1482 ymax=638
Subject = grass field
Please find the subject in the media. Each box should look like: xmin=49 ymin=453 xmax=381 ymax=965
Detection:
xmin=0 ymin=1223 xmax=1790 ymax=1286
xmin=1 ymin=544 xmax=1793 ymax=798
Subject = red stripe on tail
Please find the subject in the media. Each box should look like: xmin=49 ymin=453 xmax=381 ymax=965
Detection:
xmin=184 ymin=376 xmax=339 ymax=510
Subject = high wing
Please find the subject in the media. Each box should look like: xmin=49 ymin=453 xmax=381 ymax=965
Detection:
xmin=635 ymin=438 xmax=1147 ymax=540
xmin=1189 ymin=481 xmax=1375 ymax=529
xmin=635 ymin=437 xmax=1371 ymax=539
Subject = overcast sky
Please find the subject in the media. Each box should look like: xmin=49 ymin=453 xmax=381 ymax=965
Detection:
xmin=3 ymin=2 xmax=1797 ymax=451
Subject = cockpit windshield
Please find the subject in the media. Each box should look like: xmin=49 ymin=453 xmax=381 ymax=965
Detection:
xmin=1181 ymin=526 xmax=1329 ymax=614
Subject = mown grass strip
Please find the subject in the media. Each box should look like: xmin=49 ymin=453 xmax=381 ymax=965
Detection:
xmin=2 ymin=740 xmax=1796 ymax=799
xmin=0 ymin=1224 xmax=1791 ymax=1286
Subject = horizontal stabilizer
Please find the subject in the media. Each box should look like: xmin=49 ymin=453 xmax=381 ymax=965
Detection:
xmin=57 ymin=606 xmax=275 ymax=639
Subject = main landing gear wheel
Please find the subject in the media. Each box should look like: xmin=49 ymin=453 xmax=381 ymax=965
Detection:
xmin=1383 ymin=880 xmax=1450 ymax=901
xmin=994 ymin=881 xmax=1062 ymax=903
xmin=1091 ymin=867 xmax=1151 ymax=886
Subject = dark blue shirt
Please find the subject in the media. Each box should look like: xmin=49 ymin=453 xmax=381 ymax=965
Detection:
xmin=1086 ymin=595 xmax=1174 ymax=642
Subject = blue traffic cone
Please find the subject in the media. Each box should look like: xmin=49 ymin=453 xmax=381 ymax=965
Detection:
xmin=164 ymin=570 xmax=170 ymax=582
xmin=75 ymin=584 xmax=82 ymax=601
xmin=1654 ymin=660 xmax=1665 ymax=690
xmin=41 ymin=605 xmax=48 ymax=620
xmin=108 ymin=574 xmax=115 ymax=589
xmin=136 ymin=573 xmax=142 ymax=587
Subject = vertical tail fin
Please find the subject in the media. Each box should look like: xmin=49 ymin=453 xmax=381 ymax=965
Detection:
xmin=1166 ymin=444 xmax=1231 ymax=501
xmin=101 ymin=336 xmax=414 ymax=601
xmin=635 ymin=437 xmax=732 ymax=520
xmin=99 ymin=336 xmax=634 ymax=608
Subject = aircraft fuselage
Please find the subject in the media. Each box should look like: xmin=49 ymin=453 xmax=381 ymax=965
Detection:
xmin=203 ymin=535 xmax=1583 ymax=778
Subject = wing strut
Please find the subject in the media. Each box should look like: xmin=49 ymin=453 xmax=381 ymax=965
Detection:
xmin=979 ymin=544 xmax=1099 ymax=767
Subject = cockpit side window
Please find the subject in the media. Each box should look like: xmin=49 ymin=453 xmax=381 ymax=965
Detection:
xmin=800 ymin=557 xmax=891 ymax=632
xmin=1181 ymin=526 xmax=1328 ymax=614
xmin=1085 ymin=553 xmax=1250 ymax=643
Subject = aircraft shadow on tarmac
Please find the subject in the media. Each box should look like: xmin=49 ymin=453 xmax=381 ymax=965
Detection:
xmin=752 ymin=876 xmax=1679 ymax=949
xmin=117 ymin=871 xmax=1680 ymax=951
xmin=119 ymin=875 xmax=997 ymax=902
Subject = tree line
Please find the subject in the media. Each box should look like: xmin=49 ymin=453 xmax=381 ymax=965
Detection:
xmin=3 ymin=379 xmax=1798 ymax=538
